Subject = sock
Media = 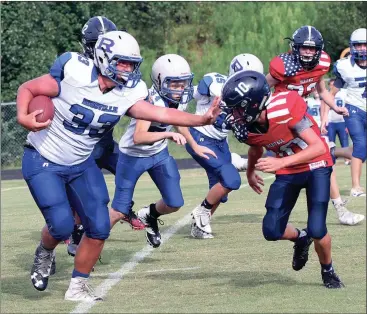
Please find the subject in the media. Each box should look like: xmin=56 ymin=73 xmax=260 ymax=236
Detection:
xmin=40 ymin=241 xmax=54 ymax=252
xmin=149 ymin=203 xmax=161 ymax=219
xmin=321 ymin=262 xmax=333 ymax=272
xmin=72 ymin=269 xmax=89 ymax=279
xmin=331 ymin=197 xmax=343 ymax=206
xmin=201 ymin=199 xmax=213 ymax=210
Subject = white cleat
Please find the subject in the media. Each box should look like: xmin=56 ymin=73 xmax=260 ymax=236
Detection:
xmin=191 ymin=205 xmax=212 ymax=234
xmin=65 ymin=277 xmax=103 ymax=302
xmin=350 ymin=188 xmax=366 ymax=197
xmin=337 ymin=210 xmax=365 ymax=225
xmin=190 ymin=218 xmax=214 ymax=239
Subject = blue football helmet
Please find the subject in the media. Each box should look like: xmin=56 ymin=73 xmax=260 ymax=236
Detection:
xmin=289 ymin=25 xmax=324 ymax=70
xmin=81 ymin=16 xmax=118 ymax=59
xmin=221 ymin=70 xmax=271 ymax=126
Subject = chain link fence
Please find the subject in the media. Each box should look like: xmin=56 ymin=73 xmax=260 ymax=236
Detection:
xmin=1 ymin=102 xmax=28 ymax=169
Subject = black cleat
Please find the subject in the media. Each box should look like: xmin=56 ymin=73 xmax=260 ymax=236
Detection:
xmin=292 ymin=229 xmax=313 ymax=271
xmin=30 ymin=244 xmax=55 ymax=291
xmin=322 ymin=269 xmax=345 ymax=289
xmin=67 ymin=224 xmax=84 ymax=257
xmin=137 ymin=205 xmax=163 ymax=248
xmin=50 ymin=258 xmax=56 ymax=275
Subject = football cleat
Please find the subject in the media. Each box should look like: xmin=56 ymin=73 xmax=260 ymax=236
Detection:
xmin=191 ymin=205 xmax=212 ymax=234
xmin=50 ymin=258 xmax=56 ymax=276
xmin=67 ymin=224 xmax=84 ymax=257
xmin=322 ymin=269 xmax=345 ymax=289
xmin=120 ymin=211 xmax=146 ymax=230
xmin=190 ymin=218 xmax=214 ymax=239
xmin=292 ymin=229 xmax=313 ymax=271
xmin=350 ymin=187 xmax=366 ymax=197
xmin=30 ymin=244 xmax=55 ymax=291
xmin=137 ymin=205 xmax=163 ymax=248
xmin=65 ymin=277 xmax=103 ymax=302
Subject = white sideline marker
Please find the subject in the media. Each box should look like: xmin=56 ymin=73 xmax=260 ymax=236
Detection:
xmin=69 ymin=175 xmax=275 ymax=313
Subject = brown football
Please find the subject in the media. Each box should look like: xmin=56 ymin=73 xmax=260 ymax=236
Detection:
xmin=28 ymin=95 xmax=55 ymax=123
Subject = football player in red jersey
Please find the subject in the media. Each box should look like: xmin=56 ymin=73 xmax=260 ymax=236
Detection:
xmin=266 ymin=25 xmax=362 ymax=226
xmin=221 ymin=70 xmax=344 ymax=289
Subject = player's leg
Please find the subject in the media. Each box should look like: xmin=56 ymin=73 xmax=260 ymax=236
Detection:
xmin=263 ymin=172 xmax=313 ymax=271
xmin=64 ymin=161 xmax=110 ymax=301
xmin=110 ymin=151 xmax=147 ymax=230
xmin=186 ymin=130 xmax=241 ymax=237
xmin=22 ymin=147 xmax=74 ymax=291
xmin=336 ymin=122 xmax=350 ymax=164
xmin=344 ymin=105 xmax=366 ymax=196
xmin=326 ymin=122 xmax=337 ymax=145
xmin=138 ymin=149 xmax=184 ymax=248
xmin=306 ymin=167 xmax=344 ymax=288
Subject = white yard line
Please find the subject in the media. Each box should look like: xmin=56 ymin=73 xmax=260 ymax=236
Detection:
xmin=1 ymin=186 xmax=28 ymax=192
xmin=70 ymin=174 xmax=274 ymax=313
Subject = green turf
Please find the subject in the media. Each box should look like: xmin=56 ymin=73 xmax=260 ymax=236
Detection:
xmin=1 ymin=165 xmax=366 ymax=313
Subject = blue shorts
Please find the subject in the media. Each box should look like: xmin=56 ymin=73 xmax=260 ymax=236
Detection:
xmin=22 ymin=146 xmax=110 ymax=240
xmin=326 ymin=122 xmax=349 ymax=148
xmin=344 ymin=104 xmax=366 ymax=162
xmin=112 ymin=148 xmax=184 ymax=214
xmin=263 ymin=167 xmax=332 ymax=241
xmin=185 ymin=128 xmax=241 ymax=203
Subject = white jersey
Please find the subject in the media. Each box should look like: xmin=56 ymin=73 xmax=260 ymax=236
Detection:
xmin=27 ymin=52 xmax=148 ymax=166
xmin=306 ymin=97 xmax=321 ymax=127
xmin=193 ymin=72 xmax=229 ymax=140
xmin=328 ymin=89 xmax=346 ymax=123
xmin=119 ymin=86 xmax=188 ymax=157
xmin=334 ymin=56 xmax=366 ymax=112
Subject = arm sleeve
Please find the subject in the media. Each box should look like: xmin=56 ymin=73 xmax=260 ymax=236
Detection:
xmin=332 ymin=62 xmax=346 ymax=89
xmin=49 ymin=52 xmax=73 ymax=96
xmin=291 ymin=115 xmax=314 ymax=135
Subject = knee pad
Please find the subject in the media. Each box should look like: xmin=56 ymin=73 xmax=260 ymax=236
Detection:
xmin=307 ymin=225 xmax=327 ymax=240
xmin=48 ymin=212 xmax=75 ymax=241
xmin=220 ymin=195 xmax=228 ymax=203
xmin=262 ymin=209 xmax=285 ymax=241
xmin=352 ymin=144 xmax=366 ymax=162
xmin=164 ymin=196 xmax=184 ymax=209
xmin=84 ymin=218 xmax=110 ymax=240
xmin=218 ymin=163 xmax=241 ymax=191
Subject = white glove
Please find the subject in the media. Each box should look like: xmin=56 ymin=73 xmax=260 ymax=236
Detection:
xmin=231 ymin=152 xmax=248 ymax=172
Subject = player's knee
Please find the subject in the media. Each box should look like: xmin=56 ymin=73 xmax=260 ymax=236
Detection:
xmin=262 ymin=210 xmax=284 ymax=241
xmin=352 ymin=144 xmax=366 ymax=162
xmin=219 ymin=164 xmax=241 ymax=191
xmin=48 ymin=215 xmax=74 ymax=241
xmin=308 ymin=225 xmax=327 ymax=240
xmin=165 ymin=196 xmax=184 ymax=210
xmin=84 ymin=219 xmax=110 ymax=240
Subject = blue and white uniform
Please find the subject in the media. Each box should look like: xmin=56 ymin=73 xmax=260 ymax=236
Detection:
xmin=327 ymin=89 xmax=349 ymax=148
xmin=112 ymin=86 xmax=186 ymax=214
xmin=22 ymin=52 xmax=148 ymax=240
xmin=185 ymin=72 xmax=241 ymax=203
xmin=306 ymin=96 xmax=321 ymax=127
xmin=333 ymin=56 xmax=366 ymax=162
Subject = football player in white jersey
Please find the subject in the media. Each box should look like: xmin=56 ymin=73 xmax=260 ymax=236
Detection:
xmin=308 ymin=91 xmax=364 ymax=225
xmin=178 ymin=54 xmax=264 ymax=239
xmin=65 ymin=17 xmax=145 ymax=259
xmin=17 ymin=31 xmax=220 ymax=301
xmin=109 ymin=54 xmax=198 ymax=248
xmin=332 ymin=28 xmax=367 ymax=197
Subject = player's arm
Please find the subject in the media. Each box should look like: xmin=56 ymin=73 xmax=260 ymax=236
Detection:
xmin=246 ymin=145 xmax=265 ymax=194
xmin=316 ymin=78 xmax=348 ymax=116
xmin=16 ymin=74 xmax=59 ymax=131
xmin=176 ymin=126 xmax=217 ymax=159
xmin=133 ymin=119 xmax=186 ymax=145
xmin=266 ymin=56 xmax=284 ymax=87
xmin=320 ymin=99 xmax=329 ymax=134
xmin=265 ymin=73 xmax=281 ymax=88
xmin=127 ymin=97 xmax=220 ymax=127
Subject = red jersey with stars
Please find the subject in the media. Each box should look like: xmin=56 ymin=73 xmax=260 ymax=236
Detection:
xmin=245 ymin=91 xmax=333 ymax=175
xmin=269 ymin=50 xmax=331 ymax=97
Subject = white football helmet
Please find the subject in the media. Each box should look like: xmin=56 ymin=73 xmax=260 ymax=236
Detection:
xmin=229 ymin=53 xmax=264 ymax=76
xmin=350 ymin=28 xmax=367 ymax=61
xmin=151 ymin=54 xmax=194 ymax=107
xmin=94 ymin=31 xmax=143 ymax=88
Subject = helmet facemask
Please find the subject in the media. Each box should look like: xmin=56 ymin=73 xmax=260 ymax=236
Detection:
xmin=292 ymin=42 xmax=323 ymax=70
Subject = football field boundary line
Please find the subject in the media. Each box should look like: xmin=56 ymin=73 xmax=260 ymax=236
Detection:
xmin=70 ymin=174 xmax=274 ymax=314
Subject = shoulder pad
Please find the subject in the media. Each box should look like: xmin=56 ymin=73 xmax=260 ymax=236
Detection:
xmin=124 ymin=80 xmax=149 ymax=105
xmin=50 ymin=52 xmax=97 ymax=87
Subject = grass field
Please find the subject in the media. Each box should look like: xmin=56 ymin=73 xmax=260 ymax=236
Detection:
xmin=1 ymin=164 xmax=366 ymax=313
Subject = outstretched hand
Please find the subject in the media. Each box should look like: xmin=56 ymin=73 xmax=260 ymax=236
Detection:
xmin=202 ymin=96 xmax=221 ymax=125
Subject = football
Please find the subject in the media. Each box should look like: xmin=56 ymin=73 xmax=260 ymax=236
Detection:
xmin=28 ymin=95 xmax=55 ymax=123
